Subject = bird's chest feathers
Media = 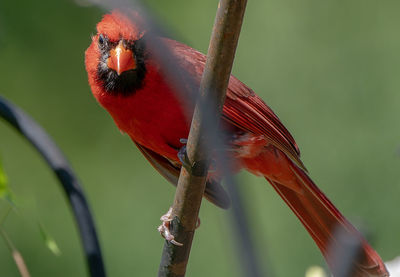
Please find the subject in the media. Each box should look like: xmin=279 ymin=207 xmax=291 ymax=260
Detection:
xmin=99 ymin=82 xmax=191 ymax=160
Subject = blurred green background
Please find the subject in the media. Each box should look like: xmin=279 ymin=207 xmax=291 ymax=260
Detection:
xmin=1 ymin=0 xmax=400 ymax=276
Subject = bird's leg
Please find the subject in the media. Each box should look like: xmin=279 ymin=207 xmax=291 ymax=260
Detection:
xmin=178 ymin=138 xmax=217 ymax=175
xmin=177 ymin=138 xmax=192 ymax=173
xmin=157 ymin=207 xmax=183 ymax=246
xmin=176 ymin=139 xmax=202 ymax=229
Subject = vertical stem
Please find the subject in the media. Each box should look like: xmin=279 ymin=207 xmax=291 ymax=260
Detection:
xmin=158 ymin=0 xmax=247 ymax=276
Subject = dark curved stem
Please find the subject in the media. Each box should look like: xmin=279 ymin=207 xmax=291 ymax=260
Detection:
xmin=0 ymin=95 xmax=106 ymax=277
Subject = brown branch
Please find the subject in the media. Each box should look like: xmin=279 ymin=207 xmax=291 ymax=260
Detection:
xmin=158 ymin=0 xmax=248 ymax=276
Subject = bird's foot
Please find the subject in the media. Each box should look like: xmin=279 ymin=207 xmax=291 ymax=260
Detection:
xmin=157 ymin=207 xmax=201 ymax=246
xmin=178 ymin=138 xmax=214 ymax=175
xmin=177 ymin=138 xmax=192 ymax=173
xmin=157 ymin=207 xmax=183 ymax=246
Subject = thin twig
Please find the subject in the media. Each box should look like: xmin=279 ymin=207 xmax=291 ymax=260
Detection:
xmin=0 ymin=206 xmax=12 ymax=226
xmin=158 ymin=0 xmax=247 ymax=276
xmin=0 ymin=228 xmax=31 ymax=277
xmin=12 ymin=250 xmax=31 ymax=277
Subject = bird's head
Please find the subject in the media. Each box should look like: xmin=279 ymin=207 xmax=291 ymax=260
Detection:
xmin=85 ymin=10 xmax=147 ymax=96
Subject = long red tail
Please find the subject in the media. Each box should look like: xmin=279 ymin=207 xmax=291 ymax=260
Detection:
xmin=265 ymin=163 xmax=388 ymax=276
xmin=241 ymin=144 xmax=388 ymax=276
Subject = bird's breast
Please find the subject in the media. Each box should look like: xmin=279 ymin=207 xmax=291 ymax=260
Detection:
xmin=98 ymin=77 xmax=192 ymax=162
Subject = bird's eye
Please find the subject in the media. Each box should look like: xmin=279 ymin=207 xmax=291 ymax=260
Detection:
xmin=98 ymin=34 xmax=105 ymax=46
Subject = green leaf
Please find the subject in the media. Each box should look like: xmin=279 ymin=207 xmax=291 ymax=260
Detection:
xmin=0 ymin=160 xmax=8 ymax=195
xmin=38 ymin=223 xmax=61 ymax=256
xmin=0 ymin=159 xmax=16 ymax=205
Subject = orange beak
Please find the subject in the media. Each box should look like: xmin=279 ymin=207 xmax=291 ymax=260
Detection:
xmin=107 ymin=41 xmax=136 ymax=75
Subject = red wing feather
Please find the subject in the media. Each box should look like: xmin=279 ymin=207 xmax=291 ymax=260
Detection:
xmin=169 ymin=39 xmax=305 ymax=170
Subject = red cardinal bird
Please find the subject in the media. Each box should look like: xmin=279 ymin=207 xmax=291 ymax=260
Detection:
xmin=85 ymin=10 xmax=388 ymax=276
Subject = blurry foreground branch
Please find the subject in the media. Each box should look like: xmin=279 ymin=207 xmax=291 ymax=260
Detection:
xmin=158 ymin=0 xmax=247 ymax=276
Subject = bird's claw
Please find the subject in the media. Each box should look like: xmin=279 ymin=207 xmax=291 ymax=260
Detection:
xmin=178 ymin=139 xmax=192 ymax=173
xmin=157 ymin=207 xmax=183 ymax=246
